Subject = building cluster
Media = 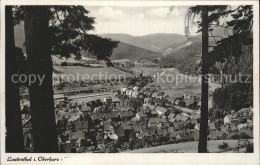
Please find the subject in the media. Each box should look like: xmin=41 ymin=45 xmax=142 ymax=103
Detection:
xmin=20 ymin=77 xmax=254 ymax=153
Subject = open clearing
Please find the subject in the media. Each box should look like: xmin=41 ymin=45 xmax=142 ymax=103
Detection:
xmin=126 ymin=140 xmax=252 ymax=153
xmin=54 ymin=66 xmax=133 ymax=81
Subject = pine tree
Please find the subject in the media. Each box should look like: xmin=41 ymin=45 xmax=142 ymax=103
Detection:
xmin=24 ymin=6 xmax=58 ymax=152
xmin=5 ymin=6 xmax=24 ymax=152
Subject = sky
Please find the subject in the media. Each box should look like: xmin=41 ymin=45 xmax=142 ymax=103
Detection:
xmin=85 ymin=6 xmax=199 ymax=36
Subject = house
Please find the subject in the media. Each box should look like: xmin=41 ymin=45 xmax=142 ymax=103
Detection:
xmin=65 ymin=112 xmax=80 ymax=122
xmin=167 ymin=127 xmax=176 ymax=138
xmin=81 ymin=104 xmax=91 ymax=114
xmin=104 ymin=132 xmax=118 ymax=141
xmin=133 ymin=86 xmax=139 ymax=91
xmin=92 ymin=113 xmax=105 ymax=122
xmin=208 ymin=122 xmax=216 ymax=131
xmin=105 ymin=112 xmax=118 ymax=120
xmin=120 ymin=111 xmax=134 ymax=120
xmin=148 ymin=127 xmax=157 ymax=136
xmin=150 ymin=91 xmax=156 ymax=98
xmin=59 ymin=142 xmax=71 ymax=153
xmin=150 ymin=110 xmax=159 ymax=117
xmin=90 ymin=99 xmax=103 ymax=111
xmin=148 ymin=118 xmax=162 ymax=127
xmin=194 ymin=123 xmax=200 ymax=131
xmin=132 ymin=91 xmax=140 ymax=98
xmin=194 ymin=123 xmax=216 ymax=131
xmin=168 ymin=113 xmax=176 ymax=123
xmin=132 ymin=124 xmax=142 ymax=133
xmin=241 ymin=127 xmax=253 ymax=138
xmin=144 ymin=98 xmax=153 ymax=105
xmin=192 ymin=131 xmax=200 ymax=141
xmin=184 ymin=99 xmax=195 ymax=108
xmin=208 ymin=131 xmax=224 ymax=140
xmin=180 ymin=113 xmax=190 ymax=122
xmin=115 ymin=125 xmax=126 ymax=139
xmin=220 ymin=126 xmax=228 ymax=132
xmin=184 ymin=91 xmax=197 ymax=99
xmin=71 ymin=130 xmax=85 ymax=140
xmin=156 ymin=127 xmax=164 ymax=136
xmin=137 ymin=110 xmax=147 ymax=118
xmin=122 ymin=124 xmax=132 ymax=130
xmin=145 ymin=91 xmax=154 ymax=98
xmin=174 ymin=121 xmax=186 ymax=131
xmin=121 ymin=88 xmax=127 ymax=95
xmin=126 ymin=89 xmax=133 ymax=97
xmin=176 ymin=133 xmax=194 ymax=142
xmin=174 ymin=114 xmax=182 ymax=122
xmin=224 ymin=115 xmax=238 ymax=125
xmin=229 ymin=122 xmax=237 ymax=131
xmin=155 ymin=106 xmax=168 ymax=116
xmin=175 ymin=113 xmax=189 ymax=122
xmin=74 ymin=120 xmax=88 ymax=130
xmin=139 ymin=128 xmax=149 ymax=138
xmin=144 ymin=104 xmax=156 ymax=111
xmin=132 ymin=125 xmax=148 ymax=138
xmin=104 ymin=96 xmax=112 ymax=104
xmin=189 ymin=118 xmax=198 ymax=125
xmin=103 ymin=123 xmax=113 ymax=132
xmin=54 ymin=93 xmax=65 ymax=102
xmin=237 ymin=123 xmax=247 ymax=131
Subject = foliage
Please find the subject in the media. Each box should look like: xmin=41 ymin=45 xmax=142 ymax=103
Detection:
xmin=129 ymin=98 xmax=142 ymax=112
xmin=245 ymin=143 xmax=253 ymax=153
xmin=110 ymin=42 xmax=162 ymax=62
xmin=159 ymin=42 xmax=201 ymax=74
xmin=230 ymin=132 xmax=250 ymax=139
xmin=218 ymin=142 xmax=229 ymax=150
xmin=184 ymin=5 xmax=253 ymax=75
xmin=13 ymin=6 xmax=118 ymax=61
xmin=208 ymin=107 xmax=226 ymax=119
xmin=212 ymin=83 xmax=253 ymax=111
xmin=127 ymin=75 xmax=153 ymax=88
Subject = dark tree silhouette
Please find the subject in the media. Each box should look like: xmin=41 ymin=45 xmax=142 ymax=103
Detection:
xmin=13 ymin=6 xmax=119 ymax=61
xmin=198 ymin=6 xmax=209 ymax=153
xmin=24 ymin=6 xmax=58 ymax=152
xmin=9 ymin=5 xmax=119 ymax=152
xmin=5 ymin=6 xmax=24 ymax=152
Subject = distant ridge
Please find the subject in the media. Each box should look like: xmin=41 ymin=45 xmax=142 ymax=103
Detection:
xmin=100 ymin=33 xmax=187 ymax=52
xmin=109 ymin=42 xmax=163 ymax=61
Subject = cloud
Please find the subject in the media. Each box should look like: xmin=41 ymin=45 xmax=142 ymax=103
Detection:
xmin=91 ymin=7 xmax=126 ymax=21
xmin=145 ymin=7 xmax=181 ymax=19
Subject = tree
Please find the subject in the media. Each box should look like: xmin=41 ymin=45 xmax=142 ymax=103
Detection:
xmin=13 ymin=6 xmax=118 ymax=61
xmin=5 ymin=6 xmax=24 ymax=152
xmin=185 ymin=5 xmax=253 ymax=153
xmin=10 ymin=5 xmax=118 ymax=152
xmin=198 ymin=6 xmax=209 ymax=153
xmin=24 ymin=6 xmax=58 ymax=152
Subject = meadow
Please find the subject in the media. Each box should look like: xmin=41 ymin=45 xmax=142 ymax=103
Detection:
xmin=54 ymin=66 xmax=133 ymax=82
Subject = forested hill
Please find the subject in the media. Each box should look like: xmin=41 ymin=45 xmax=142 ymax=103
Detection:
xmin=159 ymin=40 xmax=202 ymax=74
xmin=100 ymin=33 xmax=187 ymax=52
xmin=109 ymin=42 xmax=163 ymax=61
xmin=158 ymin=27 xmax=233 ymax=74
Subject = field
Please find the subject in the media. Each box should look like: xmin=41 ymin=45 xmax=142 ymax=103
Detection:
xmin=54 ymin=66 xmax=133 ymax=82
xmin=126 ymin=140 xmax=252 ymax=153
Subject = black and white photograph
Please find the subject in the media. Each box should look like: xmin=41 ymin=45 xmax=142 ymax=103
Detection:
xmin=1 ymin=0 xmax=259 ymax=164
